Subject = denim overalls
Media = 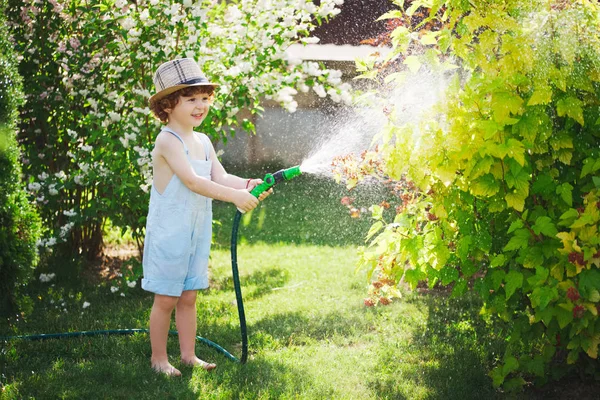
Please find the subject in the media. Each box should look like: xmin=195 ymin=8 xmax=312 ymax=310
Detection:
xmin=142 ymin=127 xmax=213 ymax=297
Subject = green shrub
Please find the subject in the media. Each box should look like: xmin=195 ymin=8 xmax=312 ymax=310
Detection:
xmin=344 ymin=0 xmax=600 ymax=390
xmin=0 ymin=0 xmax=41 ymax=317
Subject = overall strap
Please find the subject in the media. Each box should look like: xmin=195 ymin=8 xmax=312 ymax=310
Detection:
xmin=195 ymin=132 xmax=211 ymax=161
xmin=161 ymin=127 xmax=189 ymax=155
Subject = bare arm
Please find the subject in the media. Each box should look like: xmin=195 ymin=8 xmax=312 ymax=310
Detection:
xmin=156 ymin=133 xmax=258 ymax=212
xmin=206 ymin=138 xmax=274 ymax=200
xmin=207 ymin=140 xmax=247 ymax=189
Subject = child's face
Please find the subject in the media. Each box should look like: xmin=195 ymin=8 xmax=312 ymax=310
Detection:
xmin=166 ymin=92 xmax=212 ymax=128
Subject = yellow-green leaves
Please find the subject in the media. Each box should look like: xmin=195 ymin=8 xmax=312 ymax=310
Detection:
xmin=556 ymin=96 xmax=584 ymax=126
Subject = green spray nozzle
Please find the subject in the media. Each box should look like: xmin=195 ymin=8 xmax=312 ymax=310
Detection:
xmin=250 ymin=165 xmax=302 ymax=198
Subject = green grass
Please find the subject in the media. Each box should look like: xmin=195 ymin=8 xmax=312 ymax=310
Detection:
xmin=1 ymin=243 xmax=507 ymax=400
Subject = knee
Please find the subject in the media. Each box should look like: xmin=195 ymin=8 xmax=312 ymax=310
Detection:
xmin=153 ymin=295 xmax=179 ymax=312
xmin=177 ymin=291 xmax=197 ymax=310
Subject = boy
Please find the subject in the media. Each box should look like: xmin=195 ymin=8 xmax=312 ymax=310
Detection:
xmin=143 ymin=58 xmax=270 ymax=376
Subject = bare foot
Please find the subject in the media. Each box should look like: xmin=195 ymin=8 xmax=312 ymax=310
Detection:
xmin=151 ymin=361 xmax=181 ymax=377
xmin=181 ymin=356 xmax=217 ymax=371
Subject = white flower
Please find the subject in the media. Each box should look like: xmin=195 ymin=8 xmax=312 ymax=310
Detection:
xmin=60 ymin=222 xmax=74 ymax=238
xmin=46 ymin=237 xmax=57 ymax=246
xmin=127 ymin=280 xmax=137 ymax=288
xmin=139 ymin=9 xmax=149 ymax=21
xmin=82 ymin=301 xmax=90 ymax=309
xmin=183 ymin=0 xmax=193 ymax=7
xmin=28 ymin=182 xmax=41 ymax=192
xmin=108 ymin=112 xmax=121 ymax=122
xmin=38 ymin=172 xmax=48 ymax=181
xmin=80 ymin=145 xmax=93 ymax=152
xmin=63 ymin=209 xmax=77 ymax=217
xmin=67 ymin=129 xmax=78 ymax=138
xmin=79 ymin=163 xmax=90 ymax=174
xmin=225 ymin=66 xmax=242 ymax=77
xmin=225 ymin=6 xmax=243 ymax=24
xmin=119 ymin=137 xmax=129 ymax=148
xmin=120 ymin=17 xmax=135 ymax=30
xmin=301 ymin=37 xmax=320 ymax=44
xmin=313 ymin=84 xmax=326 ymax=98
xmin=110 ymin=286 xmax=119 ymax=293
xmin=74 ymin=175 xmax=84 ymax=185
xmin=39 ymin=273 xmax=56 ymax=283
xmin=49 ymin=185 xmax=58 ymax=196
xmin=120 ymin=292 xmax=126 ymax=297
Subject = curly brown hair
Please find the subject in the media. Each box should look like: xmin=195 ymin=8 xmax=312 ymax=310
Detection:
xmin=149 ymin=85 xmax=215 ymax=123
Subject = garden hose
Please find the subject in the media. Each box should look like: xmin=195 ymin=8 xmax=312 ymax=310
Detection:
xmin=0 ymin=165 xmax=303 ymax=365
xmin=230 ymin=165 xmax=302 ymax=363
xmin=0 ymin=329 xmax=239 ymax=362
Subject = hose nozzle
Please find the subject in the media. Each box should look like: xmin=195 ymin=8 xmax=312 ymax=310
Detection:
xmin=250 ymin=165 xmax=302 ymax=198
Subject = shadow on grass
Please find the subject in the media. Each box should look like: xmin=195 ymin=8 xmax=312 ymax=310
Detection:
xmin=210 ymin=266 xmax=291 ymax=301
xmin=368 ymin=293 xmax=505 ymax=400
xmin=1 ymin=334 xmax=313 ymax=400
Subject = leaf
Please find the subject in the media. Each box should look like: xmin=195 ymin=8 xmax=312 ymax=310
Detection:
xmin=420 ymin=31 xmax=438 ymax=45
xmin=366 ymin=221 xmax=383 ymax=242
xmin=403 ymin=55 xmax=421 ymax=73
xmin=508 ymin=219 xmax=524 ymax=234
xmin=528 ymin=86 xmax=553 ymax=106
xmin=505 ymin=270 xmax=523 ymax=300
xmin=372 ymin=205 xmax=383 ymax=220
xmin=556 ymin=183 xmax=573 ymax=206
xmin=471 ymin=174 xmax=500 ymax=197
xmin=505 ymin=191 xmax=526 ymax=211
xmin=451 ymin=278 xmax=468 ymax=298
xmin=527 ymin=266 xmax=549 ymax=287
xmin=456 ymin=235 xmax=472 ymax=261
xmin=377 ymin=10 xmax=404 ymax=20
xmin=492 ymin=270 xmax=506 ymax=291
xmin=504 ymin=228 xmax=531 ymax=251
xmin=532 ymin=216 xmax=558 ymax=237
xmin=532 ymin=174 xmax=556 ymax=197
xmin=440 ymin=265 xmax=459 ymax=285
xmin=491 ymin=254 xmax=506 ymax=268
xmin=584 ymin=335 xmax=600 ymax=359
xmin=555 ymin=304 xmax=573 ymax=329
xmin=579 ymin=269 xmax=600 ymax=299
xmin=580 ymin=157 xmax=600 ymax=179
xmin=556 ymin=96 xmax=584 ymax=126
xmin=502 ymin=356 xmax=519 ymax=376
xmin=530 ymin=286 xmax=557 ymax=310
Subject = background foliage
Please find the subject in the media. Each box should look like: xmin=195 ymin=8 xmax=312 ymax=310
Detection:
xmin=343 ymin=0 xmax=600 ymax=390
xmin=0 ymin=0 xmax=41 ymax=317
xmin=6 ymin=0 xmax=349 ymax=260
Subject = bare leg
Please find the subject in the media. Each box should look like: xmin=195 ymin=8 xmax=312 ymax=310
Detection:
xmin=149 ymin=294 xmax=181 ymax=376
xmin=176 ymin=290 xmax=216 ymax=371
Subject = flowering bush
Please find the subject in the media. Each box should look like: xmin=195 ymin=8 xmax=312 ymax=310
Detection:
xmin=341 ymin=0 xmax=600 ymax=390
xmin=0 ymin=0 xmax=41 ymax=318
xmin=7 ymin=0 xmax=351 ymax=259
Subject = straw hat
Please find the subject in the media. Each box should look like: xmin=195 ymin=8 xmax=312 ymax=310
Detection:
xmin=149 ymin=58 xmax=218 ymax=103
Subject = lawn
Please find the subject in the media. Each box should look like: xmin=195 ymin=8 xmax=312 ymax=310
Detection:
xmin=1 ymin=171 xmax=598 ymax=399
